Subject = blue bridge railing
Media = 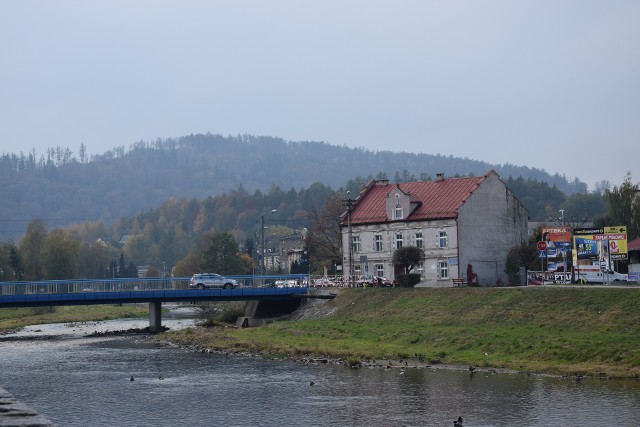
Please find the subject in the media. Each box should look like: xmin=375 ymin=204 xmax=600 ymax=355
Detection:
xmin=0 ymin=274 xmax=309 ymax=297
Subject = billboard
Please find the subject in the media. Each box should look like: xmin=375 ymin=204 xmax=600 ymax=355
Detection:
xmin=542 ymin=226 xmax=571 ymax=271
xmin=573 ymin=226 xmax=628 ymax=270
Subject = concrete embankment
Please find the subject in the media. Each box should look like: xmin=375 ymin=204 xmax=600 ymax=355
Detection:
xmin=0 ymin=387 xmax=55 ymax=427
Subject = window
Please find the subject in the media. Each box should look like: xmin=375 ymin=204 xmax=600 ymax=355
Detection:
xmin=415 ymin=231 xmax=423 ymax=249
xmin=416 ymin=262 xmax=424 ymax=277
xmin=374 ymin=234 xmax=383 ymax=252
xmin=352 ymin=235 xmax=361 ymax=253
xmin=354 ymin=265 xmax=361 ymax=276
xmin=438 ymin=230 xmax=447 ymax=248
xmin=375 ymin=264 xmax=384 ymax=277
xmin=394 ymin=205 xmax=403 ymax=219
xmin=396 ymin=233 xmax=403 ymax=249
xmin=438 ymin=261 xmax=449 ymax=279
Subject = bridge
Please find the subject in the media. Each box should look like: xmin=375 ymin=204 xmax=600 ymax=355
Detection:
xmin=0 ymin=275 xmax=310 ymax=332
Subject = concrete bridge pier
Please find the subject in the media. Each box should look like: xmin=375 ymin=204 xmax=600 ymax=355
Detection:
xmin=149 ymin=302 xmax=162 ymax=332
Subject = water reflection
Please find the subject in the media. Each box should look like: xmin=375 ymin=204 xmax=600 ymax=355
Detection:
xmin=1 ymin=316 xmax=639 ymax=427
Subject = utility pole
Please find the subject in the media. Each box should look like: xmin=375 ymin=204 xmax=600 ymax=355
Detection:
xmin=261 ymin=214 xmax=265 ymax=274
xmin=342 ymin=191 xmax=355 ymax=287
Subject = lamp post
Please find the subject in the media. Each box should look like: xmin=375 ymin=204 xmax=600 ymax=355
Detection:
xmin=342 ymin=191 xmax=355 ymax=287
xmin=261 ymin=209 xmax=277 ymax=274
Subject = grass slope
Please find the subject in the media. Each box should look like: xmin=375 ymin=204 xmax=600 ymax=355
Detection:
xmin=164 ymin=287 xmax=640 ymax=378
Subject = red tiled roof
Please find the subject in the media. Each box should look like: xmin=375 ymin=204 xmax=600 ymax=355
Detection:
xmin=629 ymin=237 xmax=640 ymax=251
xmin=346 ymin=173 xmax=488 ymax=225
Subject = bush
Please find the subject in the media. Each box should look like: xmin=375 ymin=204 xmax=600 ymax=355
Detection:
xmin=396 ymin=274 xmax=421 ymax=287
xmin=195 ymin=301 xmax=247 ymax=327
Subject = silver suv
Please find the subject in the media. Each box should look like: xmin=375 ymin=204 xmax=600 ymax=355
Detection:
xmin=189 ymin=273 xmax=239 ymax=289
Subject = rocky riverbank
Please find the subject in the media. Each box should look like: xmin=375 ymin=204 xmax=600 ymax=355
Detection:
xmin=0 ymin=387 xmax=55 ymax=427
xmin=157 ymin=287 xmax=640 ymax=379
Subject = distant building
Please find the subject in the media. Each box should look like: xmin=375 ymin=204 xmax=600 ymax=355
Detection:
xmin=263 ymin=230 xmax=307 ymax=274
xmin=277 ymin=230 xmax=307 ymax=273
xmin=340 ymin=171 xmax=529 ymax=286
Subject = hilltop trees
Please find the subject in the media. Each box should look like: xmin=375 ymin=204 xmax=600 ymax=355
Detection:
xmin=1 ymin=134 xmax=589 ymax=243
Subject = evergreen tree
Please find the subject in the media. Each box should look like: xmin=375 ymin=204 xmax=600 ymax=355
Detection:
xmin=201 ymin=232 xmax=243 ymax=275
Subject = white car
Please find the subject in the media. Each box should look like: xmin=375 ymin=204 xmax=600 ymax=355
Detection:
xmin=313 ymin=278 xmax=335 ymax=287
xmin=189 ymin=273 xmax=239 ymax=289
xmin=275 ymin=280 xmax=298 ymax=288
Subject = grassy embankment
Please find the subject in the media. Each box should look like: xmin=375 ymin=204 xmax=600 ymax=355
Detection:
xmin=163 ymin=287 xmax=640 ymax=378
xmin=0 ymin=305 xmax=148 ymax=331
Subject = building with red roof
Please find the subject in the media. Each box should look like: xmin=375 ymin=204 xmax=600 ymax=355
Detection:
xmin=340 ymin=170 xmax=529 ymax=286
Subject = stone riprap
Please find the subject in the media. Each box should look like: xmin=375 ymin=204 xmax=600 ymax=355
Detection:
xmin=0 ymin=388 xmax=55 ymax=427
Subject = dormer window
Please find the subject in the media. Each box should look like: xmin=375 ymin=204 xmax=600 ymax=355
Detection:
xmin=394 ymin=205 xmax=403 ymax=219
xmin=387 ymin=188 xmax=414 ymax=221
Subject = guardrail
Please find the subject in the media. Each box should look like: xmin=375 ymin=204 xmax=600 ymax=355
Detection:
xmin=0 ymin=274 xmax=310 ymax=296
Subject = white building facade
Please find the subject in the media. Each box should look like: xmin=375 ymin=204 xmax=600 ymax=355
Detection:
xmin=341 ymin=171 xmax=529 ymax=286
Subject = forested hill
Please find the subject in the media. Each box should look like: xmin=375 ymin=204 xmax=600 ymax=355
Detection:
xmin=0 ymin=133 xmax=585 ymax=241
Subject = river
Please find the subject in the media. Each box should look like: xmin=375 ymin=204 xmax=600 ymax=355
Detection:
xmin=1 ymin=307 xmax=639 ymax=426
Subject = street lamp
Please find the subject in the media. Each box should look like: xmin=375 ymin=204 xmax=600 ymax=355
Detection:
xmin=261 ymin=209 xmax=277 ymax=274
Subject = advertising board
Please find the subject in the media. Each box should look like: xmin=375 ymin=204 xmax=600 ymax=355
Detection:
xmin=573 ymin=226 xmax=628 ymax=263
xmin=542 ymin=226 xmax=571 ymax=272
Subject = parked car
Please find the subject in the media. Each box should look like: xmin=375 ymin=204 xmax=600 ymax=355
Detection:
xmin=189 ymin=273 xmax=239 ymax=289
xmin=275 ymin=280 xmax=298 ymax=288
xmin=377 ymin=277 xmax=393 ymax=287
xmin=313 ymin=277 xmax=335 ymax=287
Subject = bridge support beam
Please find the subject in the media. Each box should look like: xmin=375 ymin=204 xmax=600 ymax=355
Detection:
xmin=149 ymin=302 xmax=162 ymax=332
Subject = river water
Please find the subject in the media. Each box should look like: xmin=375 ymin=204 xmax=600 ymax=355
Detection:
xmin=1 ymin=308 xmax=639 ymax=427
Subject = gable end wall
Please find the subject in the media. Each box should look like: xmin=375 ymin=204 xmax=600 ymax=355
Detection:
xmin=457 ymin=173 xmax=529 ymax=285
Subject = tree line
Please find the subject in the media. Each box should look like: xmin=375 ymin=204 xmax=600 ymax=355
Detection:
xmin=2 ymin=167 xmax=634 ymax=284
xmin=1 ymin=133 xmax=589 ymax=242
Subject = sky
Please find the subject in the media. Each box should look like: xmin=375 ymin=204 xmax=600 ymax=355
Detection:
xmin=1 ymin=1 xmax=639 ymax=191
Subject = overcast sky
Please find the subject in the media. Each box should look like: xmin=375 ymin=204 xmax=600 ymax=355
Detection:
xmin=1 ymin=1 xmax=638 ymax=190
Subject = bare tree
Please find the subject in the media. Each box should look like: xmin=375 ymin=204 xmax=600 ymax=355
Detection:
xmin=306 ymin=192 xmax=344 ymax=274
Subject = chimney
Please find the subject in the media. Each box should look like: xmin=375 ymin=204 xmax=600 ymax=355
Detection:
xmin=436 ymin=173 xmax=445 ymax=181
